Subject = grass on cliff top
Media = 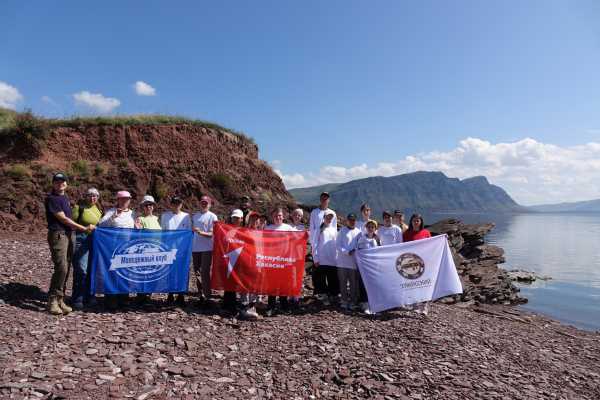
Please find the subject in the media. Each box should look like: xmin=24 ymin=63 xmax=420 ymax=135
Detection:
xmin=0 ymin=108 xmax=254 ymax=144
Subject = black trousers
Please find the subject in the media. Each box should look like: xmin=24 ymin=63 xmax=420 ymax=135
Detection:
xmin=357 ymin=271 xmax=368 ymax=303
xmin=312 ymin=265 xmax=340 ymax=296
xmin=267 ymin=296 xmax=289 ymax=309
xmin=223 ymin=291 xmax=237 ymax=311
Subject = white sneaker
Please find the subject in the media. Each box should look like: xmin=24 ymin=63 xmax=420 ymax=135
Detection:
xmin=241 ymin=306 xmax=259 ymax=320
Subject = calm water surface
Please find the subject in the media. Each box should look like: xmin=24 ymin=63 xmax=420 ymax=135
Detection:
xmin=429 ymin=212 xmax=600 ymax=331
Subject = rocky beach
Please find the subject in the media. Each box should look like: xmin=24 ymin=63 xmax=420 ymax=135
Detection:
xmin=1 ymin=230 xmax=600 ymax=400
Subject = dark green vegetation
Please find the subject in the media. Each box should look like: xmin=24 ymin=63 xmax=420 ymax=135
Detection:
xmin=0 ymin=107 xmax=253 ymax=145
xmin=289 ymin=171 xmax=525 ymax=216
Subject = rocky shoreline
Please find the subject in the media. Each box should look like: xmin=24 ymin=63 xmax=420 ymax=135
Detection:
xmin=427 ymin=219 xmax=526 ymax=306
xmin=1 ymin=233 xmax=600 ymax=399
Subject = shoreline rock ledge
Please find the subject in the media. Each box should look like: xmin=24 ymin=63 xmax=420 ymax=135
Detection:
xmin=428 ymin=218 xmax=525 ymax=305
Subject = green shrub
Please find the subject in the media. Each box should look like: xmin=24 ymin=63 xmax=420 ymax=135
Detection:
xmin=94 ymin=163 xmax=105 ymax=176
xmin=151 ymin=179 xmax=168 ymax=201
xmin=14 ymin=110 xmax=50 ymax=156
xmin=210 ymin=173 xmax=232 ymax=191
xmin=5 ymin=164 xmax=31 ymax=180
xmin=117 ymin=159 xmax=129 ymax=168
xmin=71 ymin=160 xmax=90 ymax=178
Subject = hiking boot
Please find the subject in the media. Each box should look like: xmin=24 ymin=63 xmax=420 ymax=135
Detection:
xmin=176 ymin=294 xmax=185 ymax=308
xmin=167 ymin=294 xmax=175 ymax=305
xmin=58 ymin=297 xmax=72 ymax=314
xmin=47 ymin=296 xmax=63 ymax=315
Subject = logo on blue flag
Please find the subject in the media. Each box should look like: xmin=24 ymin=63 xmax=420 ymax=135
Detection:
xmin=91 ymin=228 xmax=193 ymax=294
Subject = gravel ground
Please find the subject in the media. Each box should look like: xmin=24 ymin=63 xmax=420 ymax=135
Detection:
xmin=1 ymin=236 xmax=599 ymax=400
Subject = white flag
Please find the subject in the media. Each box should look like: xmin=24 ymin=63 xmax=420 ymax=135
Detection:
xmin=355 ymin=235 xmax=462 ymax=313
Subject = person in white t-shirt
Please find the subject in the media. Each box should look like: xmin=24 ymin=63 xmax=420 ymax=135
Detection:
xmin=191 ymin=196 xmax=218 ymax=303
xmin=239 ymin=211 xmax=261 ymax=320
xmin=378 ymin=210 xmax=403 ymax=246
xmin=98 ymin=190 xmax=135 ymax=310
xmin=336 ymin=213 xmax=361 ymax=310
xmin=393 ymin=210 xmax=409 ymax=233
xmin=356 ymin=203 xmax=371 ymax=233
xmin=98 ymin=191 xmax=135 ymax=228
xmin=161 ymin=196 xmax=192 ymax=306
xmin=289 ymin=208 xmax=306 ymax=308
xmin=309 ymin=192 xmax=337 ymax=246
xmin=351 ymin=219 xmax=380 ymax=315
xmin=264 ymin=207 xmax=295 ymax=316
xmin=312 ymin=209 xmax=339 ymax=305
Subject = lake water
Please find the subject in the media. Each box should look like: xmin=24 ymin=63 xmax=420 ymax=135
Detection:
xmin=428 ymin=212 xmax=600 ymax=332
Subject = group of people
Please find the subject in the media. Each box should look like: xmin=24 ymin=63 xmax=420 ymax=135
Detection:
xmin=44 ymin=173 xmax=432 ymax=318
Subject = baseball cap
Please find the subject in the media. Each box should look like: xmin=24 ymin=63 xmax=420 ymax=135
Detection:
xmin=394 ymin=209 xmax=403 ymax=215
xmin=86 ymin=188 xmax=100 ymax=197
xmin=200 ymin=195 xmax=211 ymax=204
xmin=116 ymin=190 xmax=132 ymax=199
xmin=320 ymin=191 xmax=330 ymax=198
xmin=141 ymin=195 xmax=156 ymax=205
xmin=170 ymin=196 xmax=183 ymax=204
xmin=52 ymin=172 xmax=67 ymax=182
xmin=240 ymin=195 xmax=251 ymax=201
xmin=382 ymin=210 xmax=392 ymax=217
xmin=346 ymin=213 xmax=357 ymax=220
xmin=231 ymin=209 xmax=244 ymax=218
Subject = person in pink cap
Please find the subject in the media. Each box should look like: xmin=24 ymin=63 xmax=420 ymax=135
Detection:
xmin=99 ymin=190 xmax=136 ymax=309
xmin=99 ymin=191 xmax=135 ymax=228
xmin=191 ymin=195 xmax=218 ymax=305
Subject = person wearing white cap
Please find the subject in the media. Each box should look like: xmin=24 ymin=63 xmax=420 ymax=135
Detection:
xmin=290 ymin=208 xmax=305 ymax=231
xmin=312 ymin=209 xmax=339 ymax=306
xmin=99 ymin=191 xmax=135 ymax=228
xmin=71 ymin=187 xmax=104 ymax=309
xmin=192 ymin=195 xmax=218 ymax=304
xmin=133 ymin=195 xmax=162 ymax=304
xmin=135 ymin=195 xmax=161 ymax=230
xmin=98 ymin=190 xmax=136 ymax=309
xmin=222 ymin=209 xmax=245 ymax=313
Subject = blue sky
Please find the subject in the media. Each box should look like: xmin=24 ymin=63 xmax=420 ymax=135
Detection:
xmin=2 ymin=1 xmax=600 ymax=205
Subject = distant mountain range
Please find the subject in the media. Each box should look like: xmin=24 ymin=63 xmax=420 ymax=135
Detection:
xmin=289 ymin=171 xmax=525 ymax=216
xmin=528 ymin=199 xmax=600 ymax=213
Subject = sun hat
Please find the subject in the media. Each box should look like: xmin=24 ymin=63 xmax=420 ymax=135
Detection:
xmin=86 ymin=188 xmax=100 ymax=197
xmin=141 ymin=195 xmax=156 ymax=205
xmin=231 ymin=209 xmax=244 ymax=218
xmin=116 ymin=191 xmax=132 ymax=199
xmin=52 ymin=172 xmax=68 ymax=182
xmin=366 ymin=219 xmax=378 ymax=228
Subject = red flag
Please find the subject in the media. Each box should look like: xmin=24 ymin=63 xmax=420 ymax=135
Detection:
xmin=211 ymin=222 xmax=309 ymax=296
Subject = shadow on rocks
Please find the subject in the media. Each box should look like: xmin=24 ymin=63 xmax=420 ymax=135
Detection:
xmin=0 ymin=282 xmax=48 ymax=312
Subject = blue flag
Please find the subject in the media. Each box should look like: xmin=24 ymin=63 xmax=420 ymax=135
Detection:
xmin=90 ymin=227 xmax=193 ymax=294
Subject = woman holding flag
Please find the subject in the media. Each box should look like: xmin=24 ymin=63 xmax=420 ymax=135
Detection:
xmin=98 ymin=190 xmax=136 ymax=310
xmin=265 ymin=207 xmax=295 ymax=316
xmin=312 ymin=209 xmax=339 ymax=306
xmin=402 ymin=214 xmax=432 ymax=315
xmin=351 ymin=219 xmax=380 ymax=314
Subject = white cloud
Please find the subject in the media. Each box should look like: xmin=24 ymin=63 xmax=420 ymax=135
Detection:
xmin=133 ymin=81 xmax=156 ymax=96
xmin=279 ymin=137 xmax=600 ymax=206
xmin=73 ymin=91 xmax=120 ymax=113
xmin=0 ymin=81 xmax=24 ymax=109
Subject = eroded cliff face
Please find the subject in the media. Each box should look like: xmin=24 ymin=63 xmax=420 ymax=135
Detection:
xmin=0 ymin=124 xmax=295 ymax=231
